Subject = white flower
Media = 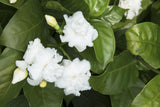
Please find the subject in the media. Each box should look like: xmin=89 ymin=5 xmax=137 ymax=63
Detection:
xmin=118 ymin=0 xmax=142 ymax=19
xmin=27 ymin=48 xmax=63 ymax=86
xmin=12 ymin=68 xmax=28 ymax=84
xmin=12 ymin=38 xmax=63 ymax=86
xmin=60 ymin=11 xmax=98 ymax=52
xmin=55 ymin=58 xmax=91 ymax=96
xmin=9 ymin=0 xmax=17 ymax=4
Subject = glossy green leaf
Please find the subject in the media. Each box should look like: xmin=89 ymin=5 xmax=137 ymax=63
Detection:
xmin=100 ymin=6 xmax=126 ymax=25
xmin=0 ymin=48 xmax=24 ymax=107
xmin=151 ymin=0 xmax=160 ymax=25
xmin=131 ymin=74 xmax=160 ymax=107
xmin=126 ymin=22 xmax=160 ymax=69
xmin=0 ymin=0 xmax=46 ymax=52
xmin=90 ymin=51 xmax=138 ymax=95
xmin=0 ymin=0 xmax=25 ymax=9
xmin=58 ymin=0 xmax=89 ymax=16
xmin=72 ymin=90 xmax=111 ymax=107
xmin=44 ymin=0 xmax=71 ymax=14
xmin=64 ymin=95 xmax=75 ymax=106
xmin=0 ymin=3 xmax=16 ymax=28
xmin=80 ymin=47 xmax=103 ymax=74
xmin=24 ymin=83 xmax=64 ymax=107
xmin=139 ymin=70 xmax=156 ymax=84
xmin=90 ymin=19 xmax=115 ymax=68
xmin=4 ymin=95 xmax=29 ymax=107
xmin=84 ymin=0 xmax=109 ymax=17
xmin=111 ymin=79 xmax=145 ymax=107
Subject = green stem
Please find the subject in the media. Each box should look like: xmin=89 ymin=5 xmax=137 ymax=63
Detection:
xmin=59 ymin=47 xmax=71 ymax=60
xmin=114 ymin=0 xmax=118 ymax=5
xmin=56 ymin=28 xmax=63 ymax=35
xmin=137 ymin=56 xmax=160 ymax=74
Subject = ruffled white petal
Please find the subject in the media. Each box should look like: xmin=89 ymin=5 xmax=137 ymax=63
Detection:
xmin=23 ymin=38 xmax=44 ymax=64
xmin=118 ymin=0 xmax=142 ymax=19
xmin=42 ymin=60 xmax=64 ymax=82
xmin=60 ymin=11 xmax=98 ymax=52
xmin=55 ymin=58 xmax=91 ymax=96
xmin=12 ymin=68 xmax=28 ymax=84
xmin=28 ymin=48 xmax=62 ymax=80
xmin=27 ymin=77 xmax=42 ymax=86
xmin=16 ymin=60 xmax=28 ymax=71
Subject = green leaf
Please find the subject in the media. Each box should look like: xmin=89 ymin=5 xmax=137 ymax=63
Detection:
xmin=44 ymin=0 xmax=72 ymax=14
xmin=80 ymin=47 xmax=103 ymax=74
xmin=131 ymin=74 xmax=160 ymax=107
xmin=0 ymin=0 xmax=25 ymax=9
xmin=90 ymin=19 xmax=115 ymax=68
xmin=58 ymin=0 xmax=89 ymax=16
xmin=84 ymin=0 xmax=109 ymax=17
xmin=111 ymin=79 xmax=145 ymax=107
xmin=24 ymin=83 xmax=64 ymax=107
xmin=139 ymin=70 xmax=156 ymax=84
xmin=100 ymin=6 xmax=126 ymax=25
xmin=125 ymin=22 xmax=160 ymax=69
xmin=0 ymin=24 xmax=2 ymax=34
xmin=72 ymin=90 xmax=111 ymax=107
xmin=64 ymin=95 xmax=75 ymax=106
xmin=151 ymin=0 xmax=160 ymax=25
xmin=90 ymin=51 xmax=138 ymax=95
xmin=0 ymin=0 xmax=46 ymax=52
xmin=4 ymin=95 xmax=29 ymax=107
xmin=0 ymin=3 xmax=16 ymax=28
xmin=0 ymin=48 xmax=24 ymax=107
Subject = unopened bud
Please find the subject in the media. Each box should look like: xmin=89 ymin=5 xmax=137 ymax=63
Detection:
xmin=12 ymin=68 xmax=28 ymax=84
xmin=40 ymin=80 xmax=47 ymax=88
xmin=45 ymin=15 xmax=60 ymax=30
xmin=9 ymin=0 xmax=17 ymax=4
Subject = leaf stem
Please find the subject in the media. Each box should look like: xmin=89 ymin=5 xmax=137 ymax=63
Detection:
xmin=59 ymin=47 xmax=71 ymax=60
xmin=137 ymin=56 xmax=160 ymax=74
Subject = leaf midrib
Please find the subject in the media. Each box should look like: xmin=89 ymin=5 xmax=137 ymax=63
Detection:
xmin=107 ymin=60 xmax=135 ymax=74
xmin=127 ymin=40 xmax=160 ymax=47
xmin=11 ymin=19 xmax=43 ymax=36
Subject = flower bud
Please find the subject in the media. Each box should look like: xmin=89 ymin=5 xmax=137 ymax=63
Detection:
xmin=45 ymin=15 xmax=60 ymax=30
xmin=12 ymin=68 xmax=28 ymax=84
xmin=9 ymin=0 xmax=17 ymax=4
xmin=39 ymin=80 xmax=47 ymax=88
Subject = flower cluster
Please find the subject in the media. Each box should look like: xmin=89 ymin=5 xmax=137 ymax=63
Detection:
xmin=118 ymin=0 xmax=142 ymax=19
xmin=45 ymin=11 xmax=98 ymax=52
xmin=12 ymin=11 xmax=97 ymax=96
xmin=12 ymin=38 xmax=91 ymax=96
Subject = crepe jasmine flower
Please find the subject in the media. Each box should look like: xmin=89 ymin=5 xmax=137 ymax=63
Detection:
xmin=27 ymin=48 xmax=63 ymax=86
xmin=118 ymin=0 xmax=142 ymax=19
xmin=12 ymin=68 xmax=28 ymax=84
xmin=60 ymin=11 xmax=98 ymax=52
xmin=9 ymin=0 xmax=17 ymax=4
xmin=12 ymin=38 xmax=43 ymax=84
xmin=12 ymin=38 xmax=63 ymax=87
xmin=55 ymin=58 xmax=91 ymax=96
xmin=45 ymin=15 xmax=60 ymax=30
